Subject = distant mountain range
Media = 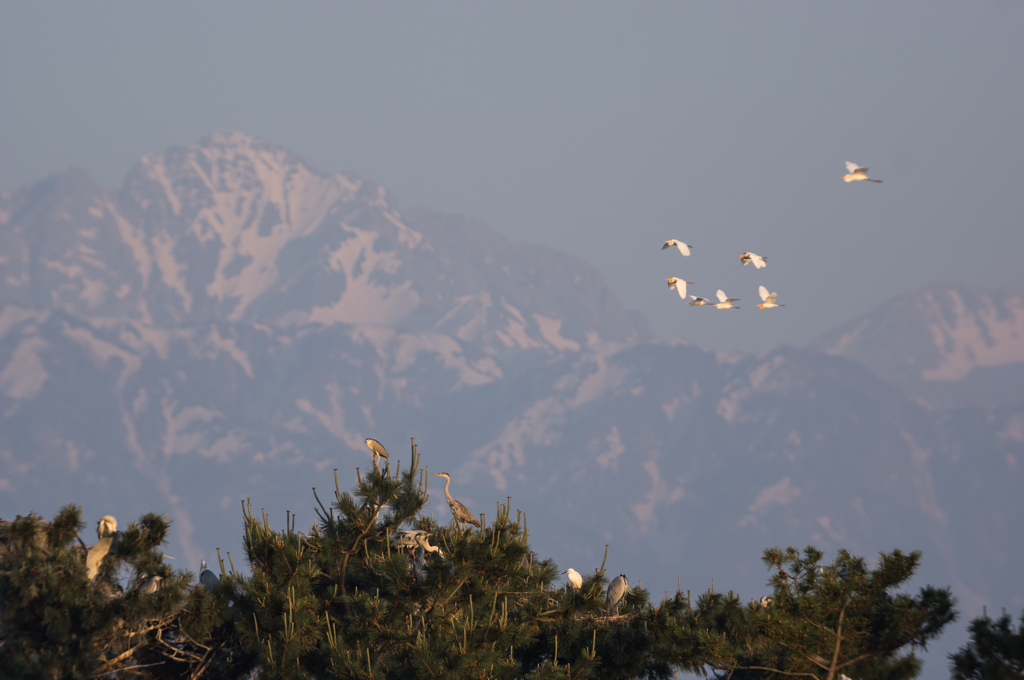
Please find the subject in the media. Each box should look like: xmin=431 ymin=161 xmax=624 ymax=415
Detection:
xmin=2 ymin=133 xmax=1021 ymax=678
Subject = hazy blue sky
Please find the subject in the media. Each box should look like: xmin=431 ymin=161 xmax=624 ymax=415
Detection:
xmin=2 ymin=2 xmax=1022 ymax=352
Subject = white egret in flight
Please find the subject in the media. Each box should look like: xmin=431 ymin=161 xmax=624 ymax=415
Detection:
xmin=740 ymin=252 xmax=767 ymax=269
xmin=841 ymin=162 xmax=882 ymax=183
xmin=757 ymin=286 xmax=785 ymax=309
xmin=662 ymin=240 xmax=693 ymax=256
xmin=665 ymin=277 xmax=694 ymax=301
xmin=713 ymin=290 xmax=740 ymax=309
xmin=688 ymin=296 xmax=711 ymax=306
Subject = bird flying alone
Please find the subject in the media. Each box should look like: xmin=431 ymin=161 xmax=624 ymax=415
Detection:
xmin=757 ymin=285 xmax=784 ymax=309
xmin=662 ymin=240 xmax=693 ymax=256
xmin=665 ymin=277 xmax=694 ymax=300
xmin=740 ymin=252 xmax=767 ymax=269
xmin=841 ymin=161 xmax=882 ymax=183
xmin=714 ymin=289 xmax=740 ymax=309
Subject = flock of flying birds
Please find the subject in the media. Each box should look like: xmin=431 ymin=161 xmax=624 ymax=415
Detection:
xmin=662 ymin=162 xmax=882 ymax=311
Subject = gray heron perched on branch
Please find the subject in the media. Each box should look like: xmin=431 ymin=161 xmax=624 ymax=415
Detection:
xmin=392 ymin=529 xmax=429 ymax=551
xmin=607 ymin=574 xmax=629 ymax=615
xmin=411 ymin=533 xmax=445 ymax=583
xmin=365 ymin=438 xmax=390 ymax=471
xmin=431 ymin=472 xmax=482 ymax=529
xmin=199 ymin=560 xmax=219 ymax=590
xmin=137 ymin=574 xmax=163 ymax=595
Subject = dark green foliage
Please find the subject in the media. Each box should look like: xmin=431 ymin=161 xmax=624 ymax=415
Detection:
xmin=0 ymin=443 xmax=960 ymax=680
xmin=949 ymin=609 xmax=1024 ymax=679
xmin=230 ymin=441 xmax=715 ymax=679
xmin=701 ymin=546 xmax=957 ymax=680
xmin=0 ymin=506 xmax=247 ymax=678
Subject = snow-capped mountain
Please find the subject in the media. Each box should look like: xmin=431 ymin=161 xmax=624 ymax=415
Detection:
xmin=2 ymin=134 xmax=1021 ymax=678
xmin=810 ymin=282 xmax=1024 ymax=409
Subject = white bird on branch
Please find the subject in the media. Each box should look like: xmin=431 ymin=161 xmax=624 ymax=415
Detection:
xmin=97 ymin=515 xmax=117 ymax=539
xmin=563 ymin=568 xmax=583 ymax=590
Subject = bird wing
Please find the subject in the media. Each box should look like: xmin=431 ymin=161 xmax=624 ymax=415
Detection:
xmin=759 ymin=285 xmax=769 ymax=301
xmin=766 ymin=292 xmax=778 ymax=303
xmin=717 ymin=289 xmax=728 ymax=303
xmin=845 ymin=161 xmax=860 ymax=173
xmin=451 ymin=499 xmax=481 ymax=527
xmin=675 ymin=282 xmax=688 ymax=299
xmin=674 ymin=242 xmax=691 ymax=256
xmin=666 ymin=278 xmax=676 ymax=290
xmin=662 ymin=241 xmax=672 ymax=250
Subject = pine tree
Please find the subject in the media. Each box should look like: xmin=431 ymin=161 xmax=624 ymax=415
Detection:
xmin=230 ymin=440 xmax=714 ymax=679
xmin=0 ymin=505 xmax=248 ymax=678
xmin=949 ymin=608 xmax=1024 ymax=679
xmin=700 ymin=546 xmax=957 ymax=680
xmin=1 ymin=445 xmax=960 ymax=680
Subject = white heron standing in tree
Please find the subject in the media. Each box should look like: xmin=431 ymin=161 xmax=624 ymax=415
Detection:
xmin=365 ymin=438 xmax=390 ymax=471
xmin=199 ymin=560 xmax=219 ymax=589
xmin=563 ymin=568 xmax=583 ymax=591
xmin=840 ymin=161 xmax=882 ymax=183
xmin=662 ymin=240 xmax=693 ymax=256
xmin=431 ymin=472 xmax=482 ymax=529
xmin=86 ymin=537 xmax=113 ymax=580
xmin=607 ymin=574 xmax=629 ymax=614
xmin=97 ymin=515 xmax=117 ymax=539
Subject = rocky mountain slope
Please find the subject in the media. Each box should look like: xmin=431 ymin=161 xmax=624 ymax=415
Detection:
xmin=2 ymin=134 xmax=1020 ymax=677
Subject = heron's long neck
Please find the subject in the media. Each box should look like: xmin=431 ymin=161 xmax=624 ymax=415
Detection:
xmin=443 ymin=476 xmax=454 ymax=504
